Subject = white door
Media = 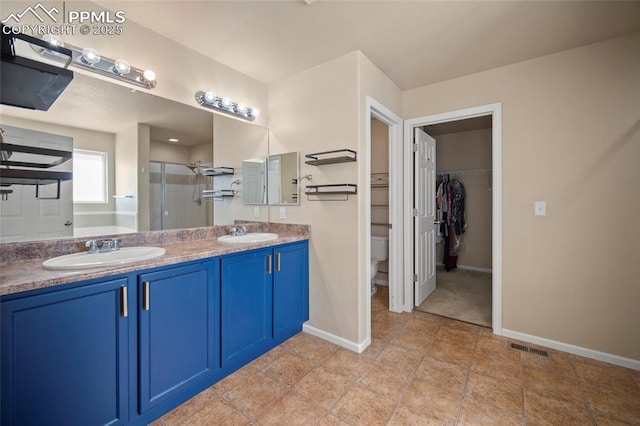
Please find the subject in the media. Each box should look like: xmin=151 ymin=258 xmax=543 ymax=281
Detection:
xmin=242 ymin=160 xmax=266 ymax=204
xmin=1 ymin=125 xmax=73 ymax=242
xmin=414 ymin=127 xmax=437 ymax=306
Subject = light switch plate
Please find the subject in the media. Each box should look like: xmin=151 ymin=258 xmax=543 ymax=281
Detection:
xmin=534 ymin=201 xmax=546 ymax=216
xmin=254 ymin=206 xmax=260 ymax=218
xmin=279 ymin=207 xmax=286 ymax=219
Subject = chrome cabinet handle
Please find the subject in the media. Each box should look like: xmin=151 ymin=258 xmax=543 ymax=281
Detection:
xmin=121 ymin=286 xmax=128 ymax=317
xmin=276 ymin=253 xmax=281 ymax=272
xmin=267 ymin=254 xmax=272 ymax=274
xmin=143 ymin=281 xmax=150 ymax=310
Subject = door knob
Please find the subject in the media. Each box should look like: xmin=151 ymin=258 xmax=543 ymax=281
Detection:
xmin=64 ymin=221 xmax=73 ymax=226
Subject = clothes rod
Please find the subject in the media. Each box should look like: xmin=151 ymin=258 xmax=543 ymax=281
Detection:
xmin=438 ymin=169 xmax=491 ymax=176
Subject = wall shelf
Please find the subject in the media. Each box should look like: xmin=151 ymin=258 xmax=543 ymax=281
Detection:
xmin=305 ymin=184 xmax=357 ymax=201
xmin=202 ymin=167 xmax=234 ymax=176
xmin=0 ymin=143 xmax=72 ymax=169
xmin=202 ymin=189 xmax=235 ymax=200
xmin=305 ymin=149 xmax=356 ymax=166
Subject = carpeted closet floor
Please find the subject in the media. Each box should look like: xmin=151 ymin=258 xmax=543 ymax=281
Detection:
xmin=415 ymin=267 xmax=492 ymax=327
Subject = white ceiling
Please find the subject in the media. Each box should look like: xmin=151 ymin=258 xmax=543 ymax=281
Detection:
xmin=100 ymin=0 xmax=640 ymax=90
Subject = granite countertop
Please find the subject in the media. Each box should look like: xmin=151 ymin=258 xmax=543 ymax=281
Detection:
xmin=0 ymin=223 xmax=309 ymax=297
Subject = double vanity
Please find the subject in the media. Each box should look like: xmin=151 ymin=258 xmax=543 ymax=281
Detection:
xmin=0 ymin=223 xmax=309 ymax=426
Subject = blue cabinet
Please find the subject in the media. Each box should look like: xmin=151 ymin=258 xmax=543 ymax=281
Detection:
xmin=273 ymin=242 xmax=309 ymax=342
xmin=0 ymin=240 xmax=308 ymax=425
xmin=221 ymin=247 xmax=273 ymax=368
xmin=221 ymin=241 xmax=309 ymax=369
xmin=1 ymin=277 xmax=129 ymax=426
xmin=138 ymin=261 xmax=219 ymax=413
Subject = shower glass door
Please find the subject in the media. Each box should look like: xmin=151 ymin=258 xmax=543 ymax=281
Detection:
xmin=149 ymin=162 xmax=209 ymax=231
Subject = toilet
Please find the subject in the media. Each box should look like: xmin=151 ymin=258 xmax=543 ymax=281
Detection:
xmin=370 ymin=235 xmax=389 ymax=296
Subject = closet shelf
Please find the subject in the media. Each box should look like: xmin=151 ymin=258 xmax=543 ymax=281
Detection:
xmin=371 ymin=172 xmax=389 ymax=188
xmin=305 ymin=149 xmax=356 ymax=166
xmin=202 ymin=167 xmax=234 ymax=176
xmin=371 ymin=222 xmax=391 ymax=228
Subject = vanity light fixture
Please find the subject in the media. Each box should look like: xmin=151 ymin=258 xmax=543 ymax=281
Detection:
xmin=194 ymin=91 xmax=259 ymax=121
xmin=33 ymin=35 xmax=157 ymax=90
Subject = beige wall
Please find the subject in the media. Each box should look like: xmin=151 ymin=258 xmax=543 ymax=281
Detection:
xmin=404 ymin=32 xmax=640 ymax=360
xmin=150 ymin=141 xmax=191 ymax=165
xmin=137 ymin=124 xmax=151 ymax=232
xmin=269 ymin=52 xmax=361 ymax=343
xmin=269 ymin=51 xmax=401 ymax=346
xmin=114 ymin=125 xmax=138 ymax=229
xmin=435 ymin=128 xmax=492 ymax=270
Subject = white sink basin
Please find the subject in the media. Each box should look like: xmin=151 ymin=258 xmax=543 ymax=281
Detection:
xmin=218 ymin=233 xmax=278 ymax=244
xmin=43 ymin=247 xmax=166 ymax=270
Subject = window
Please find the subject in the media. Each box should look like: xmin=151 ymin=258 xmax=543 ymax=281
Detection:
xmin=73 ymin=149 xmax=108 ymax=203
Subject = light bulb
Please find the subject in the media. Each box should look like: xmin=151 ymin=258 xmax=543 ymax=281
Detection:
xmin=221 ymin=98 xmax=232 ymax=109
xmin=42 ymin=34 xmax=64 ymax=47
xmin=112 ymin=59 xmax=131 ymax=75
xmin=80 ymin=47 xmax=101 ymax=65
xmin=236 ymin=104 xmax=248 ymax=115
xmin=142 ymin=69 xmax=156 ymax=82
xmin=138 ymin=69 xmax=157 ymax=88
xmin=249 ymin=108 xmax=260 ymax=119
xmin=204 ymin=92 xmax=217 ymax=103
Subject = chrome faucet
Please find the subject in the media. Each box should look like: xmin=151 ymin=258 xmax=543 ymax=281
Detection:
xmin=229 ymin=226 xmax=247 ymax=236
xmin=85 ymin=238 xmax=121 ymax=253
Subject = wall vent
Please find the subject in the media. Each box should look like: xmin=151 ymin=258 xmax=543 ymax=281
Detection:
xmin=509 ymin=342 xmax=549 ymax=357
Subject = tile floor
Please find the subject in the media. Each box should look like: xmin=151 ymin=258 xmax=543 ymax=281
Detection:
xmin=153 ymin=286 xmax=640 ymax=425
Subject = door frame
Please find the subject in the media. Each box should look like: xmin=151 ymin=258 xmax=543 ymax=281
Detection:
xmin=364 ymin=97 xmax=404 ymax=348
xmin=401 ymin=103 xmax=503 ymax=334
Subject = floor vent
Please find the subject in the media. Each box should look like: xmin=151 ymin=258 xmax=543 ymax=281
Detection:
xmin=509 ymin=342 xmax=549 ymax=357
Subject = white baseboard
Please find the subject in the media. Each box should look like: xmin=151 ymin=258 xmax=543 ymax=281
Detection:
xmin=438 ymin=263 xmax=492 ymax=273
xmin=303 ymin=323 xmax=370 ymax=354
xmin=458 ymin=265 xmax=492 ymax=273
xmin=502 ymin=329 xmax=640 ymax=371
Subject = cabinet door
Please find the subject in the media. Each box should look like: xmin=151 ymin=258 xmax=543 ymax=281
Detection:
xmin=1 ymin=278 xmax=129 ymax=426
xmin=138 ymin=261 xmax=218 ymax=413
xmin=221 ymin=248 xmax=273 ymax=368
xmin=273 ymin=242 xmax=309 ymax=341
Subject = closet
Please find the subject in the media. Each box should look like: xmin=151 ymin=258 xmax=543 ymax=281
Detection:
xmin=416 ymin=116 xmax=493 ymax=327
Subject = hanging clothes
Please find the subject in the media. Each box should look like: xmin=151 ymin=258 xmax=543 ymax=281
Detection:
xmin=435 ymin=175 xmax=466 ymax=271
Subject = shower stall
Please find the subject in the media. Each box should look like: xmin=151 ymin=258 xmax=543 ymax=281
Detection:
xmin=149 ymin=161 xmax=210 ymax=231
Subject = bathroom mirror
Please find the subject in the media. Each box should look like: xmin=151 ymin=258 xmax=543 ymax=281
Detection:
xmin=212 ymin=114 xmax=269 ymax=226
xmin=0 ymin=73 xmax=269 ymax=242
xmin=267 ymin=152 xmax=299 ymax=205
